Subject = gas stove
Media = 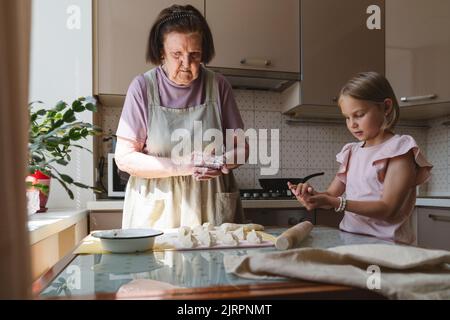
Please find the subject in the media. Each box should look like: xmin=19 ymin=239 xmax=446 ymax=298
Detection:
xmin=239 ymin=188 xmax=295 ymax=200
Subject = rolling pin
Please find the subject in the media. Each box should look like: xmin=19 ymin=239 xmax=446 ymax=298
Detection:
xmin=275 ymin=221 xmax=313 ymax=250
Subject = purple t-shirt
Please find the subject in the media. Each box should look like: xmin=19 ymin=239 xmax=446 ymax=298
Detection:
xmin=116 ymin=66 xmax=244 ymax=144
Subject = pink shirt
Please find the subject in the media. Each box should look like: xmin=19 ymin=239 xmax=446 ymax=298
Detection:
xmin=336 ymin=134 xmax=432 ymax=244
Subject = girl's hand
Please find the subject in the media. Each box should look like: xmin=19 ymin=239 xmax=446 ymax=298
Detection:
xmin=302 ymin=194 xmax=335 ymax=211
xmin=287 ymin=182 xmax=316 ymax=197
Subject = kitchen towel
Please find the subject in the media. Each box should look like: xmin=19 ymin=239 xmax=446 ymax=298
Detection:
xmin=223 ymin=243 xmax=450 ymax=299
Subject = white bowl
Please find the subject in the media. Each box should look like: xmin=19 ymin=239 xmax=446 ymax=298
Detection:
xmin=92 ymin=228 xmax=163 ymax=253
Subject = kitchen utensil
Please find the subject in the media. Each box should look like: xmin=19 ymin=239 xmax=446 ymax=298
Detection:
xmin=92 ymin=228 xmax=163 ymax=253
xmin=275 ymin=221 xmax=313 ymax=250
xmin=258 ymin=172 xmax=324 ymax=190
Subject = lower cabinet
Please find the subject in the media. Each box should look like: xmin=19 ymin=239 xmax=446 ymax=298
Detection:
xmin=315 ymin=209 xmax=344 ymax=229
xmin=244 ymin=208 xmax=313 ymax=227
xmin=89 ymin=211 xmax=123 ymax=232
xmin=417 ymin=207 xmax=450 ymax=250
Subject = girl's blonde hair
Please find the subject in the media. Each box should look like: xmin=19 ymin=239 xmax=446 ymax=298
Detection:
xmin=338 ymin=71 xmax=400 ymax=131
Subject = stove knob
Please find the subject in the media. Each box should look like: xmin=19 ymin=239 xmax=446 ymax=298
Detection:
xmin=243 ymin=192 xmax=251 ymax=199
xmin=271 ymin=192 xmax=280 ymax=198
xmin=253 ymin=193 xmax=260 ymax=198
xmin=262 ymin=192 xmax=270 ymax=198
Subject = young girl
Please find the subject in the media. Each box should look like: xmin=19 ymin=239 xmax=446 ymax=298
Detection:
xmin=288 ymin=71 xmax=432 ymax=244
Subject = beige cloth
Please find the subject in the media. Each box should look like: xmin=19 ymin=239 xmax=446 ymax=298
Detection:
xmin=122 ymin=67 xmax=243 ymax=229
xmin=224 ymin=244 xmax=450 ymax=299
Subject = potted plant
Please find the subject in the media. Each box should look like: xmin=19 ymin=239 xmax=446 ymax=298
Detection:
xmin=27 ymin=97 xmax=103 ymax=213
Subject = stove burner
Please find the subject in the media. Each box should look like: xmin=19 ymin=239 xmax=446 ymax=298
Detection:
xmin=239 ymin=189 xmax=295 ymax=200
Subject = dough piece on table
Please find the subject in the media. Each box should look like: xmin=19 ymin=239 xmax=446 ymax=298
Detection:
xmin=178 ymin=226 xmax=191 ymax=237
xmin=222 ymin=232 xmax=239 ymax=246
xmin=232 ymin=226 xmax=245 ymax=241
xmin=192 ymin=225 xmax=204 ymax=236
xmin=197 ymin=229 xmax=215 ymax=247
xmin=247 ymin=230 xmax=262 ymax=244
xmin=220 ymin=223 xmax=264 ymax=233
xmin=202 ymin=222 xmax=215 ymax=231
xmin=178 ymin=230 xmax=197 ymax=248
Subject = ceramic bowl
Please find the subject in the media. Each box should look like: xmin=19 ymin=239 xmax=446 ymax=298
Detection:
xmin=92 ymin=228 xmax=163 ymax=253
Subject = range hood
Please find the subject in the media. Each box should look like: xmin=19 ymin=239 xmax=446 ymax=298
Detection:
xmin=208 ymin=67 xmax=300 ymax=92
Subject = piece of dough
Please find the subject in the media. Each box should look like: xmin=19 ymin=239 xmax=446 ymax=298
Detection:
xmin=220 ymin=223 xmax=264 ymax=233
xmin=232 ymin=226 xmax=245 ymax=240
xmin=222 ymin=232 xmax=239 ymax=246
xmin=247 ymin=230 xmax=262 ymax=244
xmin=202 ymin=222 xmax=215 ymax=231
xmin=192 ymin=225 xmax=204 ymax=236
xmin=178 ymin=226 xmax=191 ymax=237
xmin=197 ymin=230 xmax=215 ymax=247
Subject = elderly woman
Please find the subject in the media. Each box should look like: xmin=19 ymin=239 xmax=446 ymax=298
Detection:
xmin=115 ymin=4 xmax=247 ymax=229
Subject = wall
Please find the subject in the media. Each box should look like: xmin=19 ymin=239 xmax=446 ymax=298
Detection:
xmin=29 ymin=0 xmax=94 ymax=208
xmin=99 ymin=89 xmax=431 ymax=194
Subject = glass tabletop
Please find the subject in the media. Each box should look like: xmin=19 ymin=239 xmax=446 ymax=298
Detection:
xmin=40 ymin=227 xmax=393 ymax=298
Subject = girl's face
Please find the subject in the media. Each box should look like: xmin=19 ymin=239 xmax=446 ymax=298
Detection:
xmin=161 ymin=31 xmax=202 ymax=86
xmin=339 ymin=95 xmax=392 ymax=147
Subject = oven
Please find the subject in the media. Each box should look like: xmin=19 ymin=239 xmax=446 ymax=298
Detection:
xmin=107 ymin=153 xmax=129 ymax=198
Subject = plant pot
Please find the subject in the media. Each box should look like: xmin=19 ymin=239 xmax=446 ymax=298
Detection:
xmin=28 ymin=170 xmax=51 ymax=213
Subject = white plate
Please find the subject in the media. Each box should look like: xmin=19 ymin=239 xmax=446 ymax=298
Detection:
xmin=92 ymin=228 xmax=163 ymax=253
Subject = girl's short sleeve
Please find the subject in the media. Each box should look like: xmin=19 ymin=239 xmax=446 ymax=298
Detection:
xmin=372 ymin=135 xmax=433 ymax=185
xmin=116 ymin=75 xmax=148 ymax=144
xmin=335 ymin=142 xmax=356 ymax=184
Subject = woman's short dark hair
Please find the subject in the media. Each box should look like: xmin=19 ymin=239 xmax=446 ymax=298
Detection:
xmin=147 ymin=4 xmax=215 ymax=65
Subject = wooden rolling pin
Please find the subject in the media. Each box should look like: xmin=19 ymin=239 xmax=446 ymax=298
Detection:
xmin=275 ymin=221 xmax=313 ymax=250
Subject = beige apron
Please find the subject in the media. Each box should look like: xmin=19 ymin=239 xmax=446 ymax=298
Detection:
xmin=122 ymin=67 xmax=243 ymax=229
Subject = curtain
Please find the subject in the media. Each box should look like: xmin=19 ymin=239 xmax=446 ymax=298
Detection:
xmin=0 ymin=0 xmax=32 ymax=299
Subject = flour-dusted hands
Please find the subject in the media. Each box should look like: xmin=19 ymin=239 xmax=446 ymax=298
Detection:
xmin=190 ymin=150 xmax=229 ymax=181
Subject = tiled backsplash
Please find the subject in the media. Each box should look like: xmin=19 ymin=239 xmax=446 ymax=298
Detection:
xmin=99 ymin=89 xmax=438 ymax=194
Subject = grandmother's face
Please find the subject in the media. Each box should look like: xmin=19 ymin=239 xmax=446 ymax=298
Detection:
xmin=162 ymin=31 xmax=202 ymax=86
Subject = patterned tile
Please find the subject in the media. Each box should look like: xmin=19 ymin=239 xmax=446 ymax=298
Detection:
xmin=307 ymin=141 xmax=335 ymax=169
xmin=281 ymin=140 xmax=308 ymax=169
xmin=254 ymin=111 xmax=282 ymax=131
xmin=429 ymin=168 xmax=448 ymax=193
xmin=254 ymin=91 xmax=281 ymax=111
xmin=233 ymin=89 xmax=254 ymax=111
xmin=427 ymin=142 xmax=447 ymax=169
xmin=308 ymin=125 xmax=335 ymax=142
xmin=233 ymin=167 xmax=256 ymax=189
xmin=240 ymin=110 xmax=255 ymax=131
xmin=281 ymin=115 xmax=308 ymax=141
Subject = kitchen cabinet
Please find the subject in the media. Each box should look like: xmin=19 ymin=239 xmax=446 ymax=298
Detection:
xmin=94 ymin=0 xmax=204 ymax=95
xmin=416 ymin=207 xmax=450 ymax=250
xmin=205 ymin=0 xmax=300 ymax=73
xmin=386 ymin=0 xmax=450 ymax=117
xmin=282 ymin=0 xmax=385 ymax=118
xmin=315 ymin=209 xmax=344 ymax=229
xmin=89 ymin=211 xmax=123 ymax=231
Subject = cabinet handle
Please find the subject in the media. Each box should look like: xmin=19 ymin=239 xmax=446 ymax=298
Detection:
xmin=428 ymin=214 xmax=450 ymax=223
xmin=400 ymin=94 xmax=437 ymax=103
xmin=240 ymin=58 xmax=271 ymax=67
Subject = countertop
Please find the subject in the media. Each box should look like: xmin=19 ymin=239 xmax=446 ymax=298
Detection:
xmin=28 ymin=209 xmax=88 ymax=245
xmin=87 ymin=197 xmax=450 ymax=211
xmin=36 ymin=226 xmax=391 ymax=299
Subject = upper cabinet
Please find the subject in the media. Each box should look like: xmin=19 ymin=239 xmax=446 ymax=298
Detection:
xmin=95 ymin=0 xmax=204 ymax=95
xmin=386 ymin=0 xmax=450 ymax=108
xmin=205 ymin=0 xmax=300 ymax=73
xmin=282 ymin=0 xmax=385 ymax=118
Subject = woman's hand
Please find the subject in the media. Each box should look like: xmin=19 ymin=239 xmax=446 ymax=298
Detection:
xmin=301 ymin=194 xmax=337 ymax=211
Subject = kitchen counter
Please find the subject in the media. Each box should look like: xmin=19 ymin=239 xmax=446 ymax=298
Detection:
xmin=34 ymin=226 xmax=391 ymax=299
xmin=87 ymin=197 xmax=450 ymax=211
xmin=87 ymin=199 xmax=304 ymax=210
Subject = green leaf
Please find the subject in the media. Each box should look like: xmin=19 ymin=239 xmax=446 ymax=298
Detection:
xmin=59 ymin=174 xmax=74 ymax=184
xmin=63 ymin=109 xmax=76 ymax=123
xmin=72 ymin=100 xmax=85 ymax=112
xmin=56 ymin=159 xmax=68 ymax=166
xmin=55 ymin=101 xmax=67 ymax=112
xmin=85 ymin=103 xmax=97 ymax=112
xmin=69 ymin=131 xmax=82 ymax=140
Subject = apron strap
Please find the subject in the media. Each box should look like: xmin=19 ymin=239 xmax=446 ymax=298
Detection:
xmin=144 ymin=68 xmax=161 ymax=106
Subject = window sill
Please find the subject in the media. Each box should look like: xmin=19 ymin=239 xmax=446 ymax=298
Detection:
xmin=28 ymin=209 xmax=88 ymax=245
